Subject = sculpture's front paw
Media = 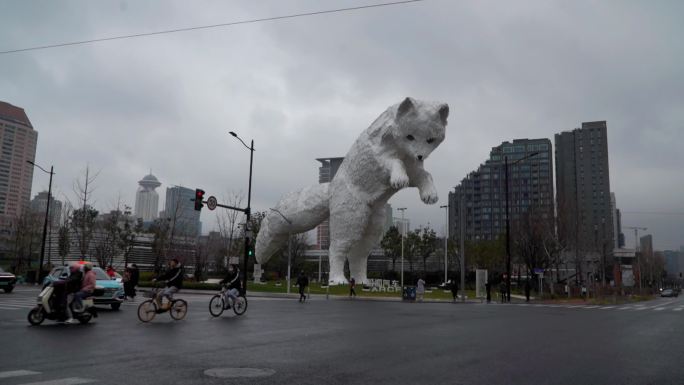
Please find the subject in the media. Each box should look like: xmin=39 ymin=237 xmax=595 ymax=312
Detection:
xmin=420 ymin=186 xmax=439 ymax=204
xmin=390 ymin=173 xmax=410 ymax=189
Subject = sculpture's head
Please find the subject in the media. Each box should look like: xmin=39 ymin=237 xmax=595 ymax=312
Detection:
xmin=389 ymin=97 xmax=448 ymax=162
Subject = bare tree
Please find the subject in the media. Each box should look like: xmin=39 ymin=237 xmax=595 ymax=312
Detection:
xmin=8 ymin=210 xmax=43 ymax=274
xmin=71 ymin=165 xmax=100 ymax=258
xmin=216 ymin=191 xmax=244 ymax=271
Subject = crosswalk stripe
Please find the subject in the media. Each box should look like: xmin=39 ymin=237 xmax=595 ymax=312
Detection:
xmin=18 ymin=377 xmax=96 ymax=385
xmin=674 ymin=308 xmax=683 ymax=311
xmin=0 ymin=303 xmax=32 ymax=308
xmin=619 ymin=306 xmax=632 ymax=310
xmin=654 ymin=307 xmax=666 ymax=311
xmin=634 ymin=306 xmax=647 ymax=311
xmin=600 ymin=306 xmax=615 ymax=309
xmin=0 ymin=370 xmax=40 ymax=379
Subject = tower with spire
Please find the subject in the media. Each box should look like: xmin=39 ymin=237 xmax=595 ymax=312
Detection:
xmin=134 ymin=172 xmax=161 ymax=222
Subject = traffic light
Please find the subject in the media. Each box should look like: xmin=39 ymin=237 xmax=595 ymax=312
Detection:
xmin=194 ymin=189 xmax=205 ymax=211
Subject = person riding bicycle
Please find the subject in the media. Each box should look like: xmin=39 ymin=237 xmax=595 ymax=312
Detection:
xmin=219 ymin=264 xmax=241 ymax=307
xmin=152 ymin=258 xmax=183 ymax=310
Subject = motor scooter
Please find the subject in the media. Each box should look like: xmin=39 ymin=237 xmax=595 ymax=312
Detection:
xmin=27 ymin=283 xmax=100 ymax=325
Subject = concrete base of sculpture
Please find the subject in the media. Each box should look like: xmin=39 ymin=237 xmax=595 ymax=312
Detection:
xmin=255 ymin=97 xmax=449 ymax=284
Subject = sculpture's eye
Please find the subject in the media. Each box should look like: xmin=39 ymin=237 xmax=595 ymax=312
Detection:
xmin=406 ymin=135 xmax=415 ymax=141
xmin=426 ymin=138 xmax=435 ymax=144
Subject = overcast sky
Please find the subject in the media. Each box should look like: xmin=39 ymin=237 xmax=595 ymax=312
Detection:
xmin=1 ymin=0 xmax=682 ymax=250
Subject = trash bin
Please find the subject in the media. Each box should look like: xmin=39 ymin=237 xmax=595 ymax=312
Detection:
xmin=402 ymin=286 xmax=416 ymax=301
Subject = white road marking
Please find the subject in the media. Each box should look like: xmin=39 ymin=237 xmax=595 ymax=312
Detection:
xmin=18 ymin=378 xmax=96 ymax=385
xmin=618 ymin=306 xmax=632 ymax=310
xmin=583 ymin=306 xmax=600 ymax=309
xmin=600 ymin=306 xmax=615 ymax=310
xmin=654 ymin=307 xmax=666 ymax=311
xmin=674 ymin=307 xmax=683 ymax=312
xmin=0 ymin=370 xmax=40 ymax=379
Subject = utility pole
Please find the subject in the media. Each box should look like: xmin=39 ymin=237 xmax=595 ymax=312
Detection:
xmin=458 ymin=186 xmax=465 ymax=302
xmin=397 ymin=207 xmax=407 ymax=294
xmin=27 ymin=161 xmax=54 ymax=282
xmin=440 ymin=204 xmax=449 ymax=285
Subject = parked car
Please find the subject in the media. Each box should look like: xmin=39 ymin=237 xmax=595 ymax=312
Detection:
xmin=0 ymin=267 xmax=16 ymax=293
xmin=660 ymin=289 xmax=678 ymax=297
xmin=42 ymin=263 xmax=125 ymax=310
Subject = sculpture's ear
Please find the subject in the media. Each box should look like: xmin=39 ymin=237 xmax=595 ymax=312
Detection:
xmin=438 ymin=103 xmax=449 ymax=125
xmin=397 ymin=97 xmax=415 ymax=118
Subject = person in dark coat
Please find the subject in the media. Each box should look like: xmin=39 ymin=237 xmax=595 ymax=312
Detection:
xmin=485 ymin=281 xmax=491 ymax=303
xmin=450 ymin=279 xmax=459 ymax=302
xmin=525 ymin=279 xmax=531 ymax=302
xmin=349 ymin=277 xmax=357 ymax=298
xmin=499 ymin=281 xmax=507 ymax=303
xmin=296 ymin=271 xmax=309 ymax=302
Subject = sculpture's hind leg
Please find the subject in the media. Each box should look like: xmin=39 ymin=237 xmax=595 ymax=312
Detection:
xmin=348 ymin=205 xmax=386 ymax=284
xmin=328 ymin=202 xmax=372 ymax=285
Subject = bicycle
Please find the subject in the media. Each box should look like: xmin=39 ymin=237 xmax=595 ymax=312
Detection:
xmin=209 ymin=286 xmax=248 ymax=317
xmin=137 ymin=284 xmax=188 ymax=323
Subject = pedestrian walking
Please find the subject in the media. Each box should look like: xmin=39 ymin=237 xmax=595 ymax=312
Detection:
xmin=296 ymin=271 xmax=309 ymax=302
xmin=525 ymin=279 xmax=531 ymax=302
xmin=450 ymin=279 xmax=459 ymax=302
xmin=416 ymin=277 xmax=426 ymax=302
xmin=349 ymin=277 xmax=357 ymax=298
xmin=499 ymin=281 xmax=507 ymax=303
xmin=123 ymin=267 xmax=134 ymax=300
xmin=485 ymin=281 xmax=491 ymax=303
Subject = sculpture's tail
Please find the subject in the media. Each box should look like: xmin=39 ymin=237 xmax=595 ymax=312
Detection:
xmin=255 ymin=183 xmax=330 ymax=265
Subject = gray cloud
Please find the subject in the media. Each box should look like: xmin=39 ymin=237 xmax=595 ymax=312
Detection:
xmin=1 ymin=0 xmax=682 ymax=249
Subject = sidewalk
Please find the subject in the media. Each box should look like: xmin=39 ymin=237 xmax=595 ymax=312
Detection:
xmin=175 ymin=287 xmax=483 ymax=304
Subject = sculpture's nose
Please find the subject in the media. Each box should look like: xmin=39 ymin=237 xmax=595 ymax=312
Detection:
xmin=417 ymin=155 xmax=423 ymax=161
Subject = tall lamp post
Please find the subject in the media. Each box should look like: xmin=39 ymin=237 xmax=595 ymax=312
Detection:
xmin=440 ymin=204 xmax=449 ymax=285
xmin=228 ymin=131 xmax=254 ymax=295
xmin=270 ymin=208 xmax=292 ymax=294
xmin=397 ymin=207 xmax=407 ymax=293
xmin=27 ymin=160 xmax=54 ymax=282
xmin=504 ymin=151 xmax=539 ymax=302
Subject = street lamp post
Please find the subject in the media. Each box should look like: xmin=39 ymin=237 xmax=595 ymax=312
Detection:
xmin=397 ymin=207 xmax=407 ymax=294
xmin=270 ymin=208 xmax=292 ymax=294
xmin=440 ymin=204 xmax=449 ymax=285
xmin=27 ymin=161 xmax=54 ymax=283
xmin=229 ymin=131 xmax=254 ymax=295
xmin=503 ymin=151 xmax=539 ymax=303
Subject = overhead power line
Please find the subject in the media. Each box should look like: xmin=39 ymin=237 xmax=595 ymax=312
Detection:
xmin=0 ymin=0 xmax=426 ymax=55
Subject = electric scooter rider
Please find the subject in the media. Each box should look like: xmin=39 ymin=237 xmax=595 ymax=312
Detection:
xmin=219 ymin=264 xmax=241 ymax=307
xmin=64 ymin=263 xmax=84 ymax=324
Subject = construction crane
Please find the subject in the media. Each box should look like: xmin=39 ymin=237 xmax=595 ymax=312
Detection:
xmin=624 ymin=226 xmax=648 ymax=251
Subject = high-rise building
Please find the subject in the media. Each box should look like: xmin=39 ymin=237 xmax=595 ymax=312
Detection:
xmin=449 ymin=138 xmax=554 ymax=243
xmin=162 ymin=186 xmax=201 ymax=237
xmin=0 ymin=101 xmax=38 ymax=228
xmin=384 ymin=204 xmax=393 ymax=233
xmin=315 ymin=157 xmax=345 ymax=250
xmin=134 ymin=173 xmax=161 ymax=223
xmin=30 ymin=191 xmax=63 ymax=227
xmin=640 ymin=234 xmax=653 ymax=257
xmin=555 ymin=121 xmax=614 ymax=255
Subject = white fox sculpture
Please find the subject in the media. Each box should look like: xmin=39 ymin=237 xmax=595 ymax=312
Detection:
xmin=255 ymin=97 xmax=448 ymax=284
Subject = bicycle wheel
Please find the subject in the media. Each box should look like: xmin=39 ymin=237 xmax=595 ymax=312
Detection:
xmin=232 ymin=296 xmax=248 ymax=315
xmin=137 ymin=300 xmax=157 ymax=323
xmin=170 ymin=299 xmax=188 ymax=320
xmin=209 ymin=295 xmax=224 ymax=317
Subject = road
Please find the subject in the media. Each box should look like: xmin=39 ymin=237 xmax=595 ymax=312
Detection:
xmin=1 ymin=287 xmax=684 ymax=385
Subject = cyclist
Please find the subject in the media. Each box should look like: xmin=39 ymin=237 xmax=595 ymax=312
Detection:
xmin=152 ymin=258 xmax=183 ymax=310
xmin=219 ymin=264 xmax=241 ymax=307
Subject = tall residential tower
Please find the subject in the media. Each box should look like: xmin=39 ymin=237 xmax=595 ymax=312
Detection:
xmin=0 ymin=101 xmax=38 ymax=228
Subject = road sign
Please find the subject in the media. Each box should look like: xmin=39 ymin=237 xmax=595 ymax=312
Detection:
xmin=207 ymin=196 xmax=218 ymax=211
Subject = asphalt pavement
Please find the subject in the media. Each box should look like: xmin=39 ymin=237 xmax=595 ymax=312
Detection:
xmin=1 ymin=287 xmax=683 ymax=385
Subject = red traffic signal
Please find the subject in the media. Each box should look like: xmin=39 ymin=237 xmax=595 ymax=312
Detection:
xmin=194 ymin=189 xmax=205 ymax=211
